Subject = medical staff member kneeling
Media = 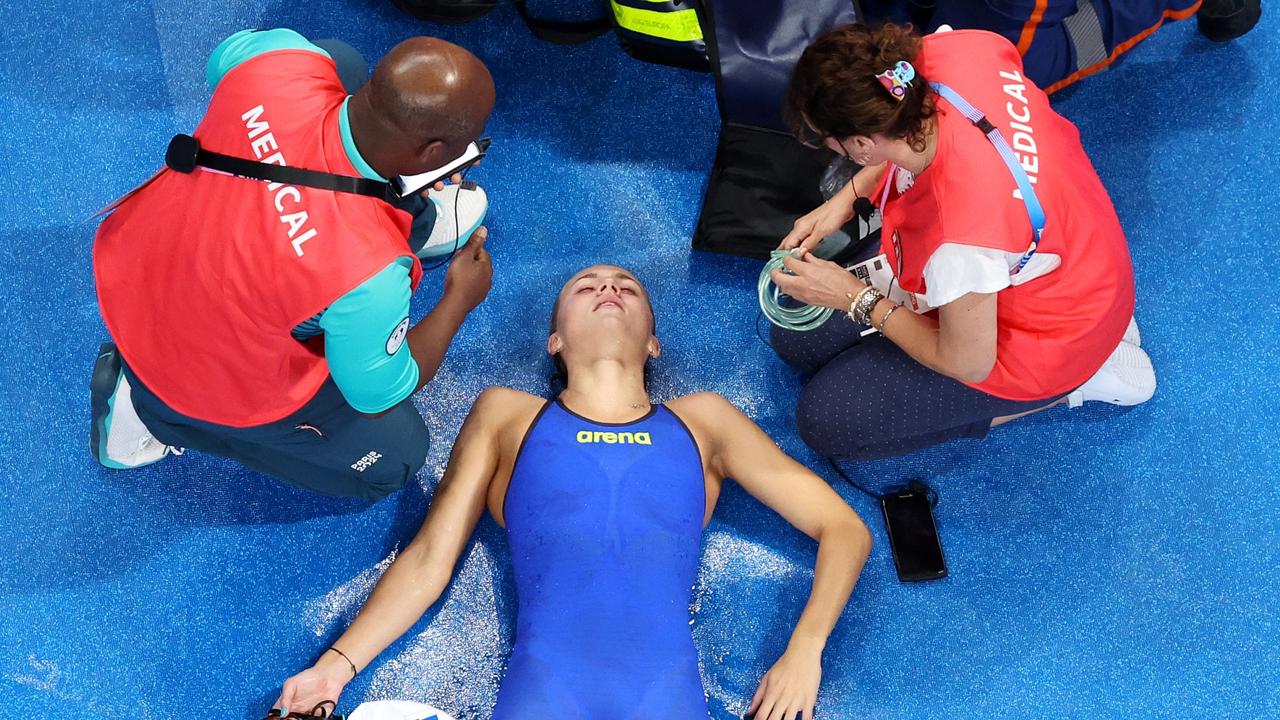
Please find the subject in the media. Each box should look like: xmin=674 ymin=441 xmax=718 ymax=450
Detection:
xmin=90 ymin=29 xmax=494 ymax=499
xmin=771 ymin=23 xmax=1156 ymax=460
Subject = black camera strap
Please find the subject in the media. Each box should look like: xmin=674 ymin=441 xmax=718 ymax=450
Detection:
xmin=164 ymin=133 xmax=400 ymax=202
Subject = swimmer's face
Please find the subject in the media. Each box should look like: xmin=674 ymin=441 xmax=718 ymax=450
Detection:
xmin=548 ymin=265 xmax=659 ymax=361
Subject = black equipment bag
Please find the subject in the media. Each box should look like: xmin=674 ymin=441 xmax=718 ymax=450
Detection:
xmin=692 ymin=0 xmax=869 ymax=259
xmin=510 ymin=0 xmax=868 ymax=258
xmin=696 ymin=125 xmax=831 ymax=260
xmin=610 ymin=0 xmax=710 ymax=71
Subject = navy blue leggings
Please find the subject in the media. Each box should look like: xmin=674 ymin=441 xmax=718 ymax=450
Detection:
xmin=770 ymin=313 xmax=1060 ymax=461
xmin=125 ymin=361 xmax=429 ymax=500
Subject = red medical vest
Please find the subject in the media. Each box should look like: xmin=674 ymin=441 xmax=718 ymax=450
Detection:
xmin=95 ymin=50 xmax=422 ymax=427
xmin=877 ymin=30 xmax=1135 ymax=401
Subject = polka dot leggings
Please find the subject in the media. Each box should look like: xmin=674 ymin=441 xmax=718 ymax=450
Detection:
xmin=770 ymin=313 xmax=1058 ymax=460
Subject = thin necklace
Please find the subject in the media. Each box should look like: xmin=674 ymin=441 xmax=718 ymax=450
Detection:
xmin=564 ymin=389 xmax=649 ymax=411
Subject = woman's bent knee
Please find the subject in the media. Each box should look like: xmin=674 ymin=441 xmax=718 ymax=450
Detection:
xmin=796 ymin=381 xmax=875 ymax=460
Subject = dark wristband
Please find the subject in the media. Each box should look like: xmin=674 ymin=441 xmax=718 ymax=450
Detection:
xmin=327 ymin=646 xmax=358 ymax=679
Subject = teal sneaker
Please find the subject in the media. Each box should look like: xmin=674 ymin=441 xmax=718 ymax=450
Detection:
xmin=89 ymin=343 xmax=180 ymax=469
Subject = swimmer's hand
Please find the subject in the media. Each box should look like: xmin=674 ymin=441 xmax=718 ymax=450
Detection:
xmin=442 ymin=226 xmax=493 ymax=312
xmin=274 ymin=655 xmax=352 ymax=718
xmin=779 ymin=186 xmax=858 ymax=253
xmin=745 ymin=640 xmax=823 ymax=720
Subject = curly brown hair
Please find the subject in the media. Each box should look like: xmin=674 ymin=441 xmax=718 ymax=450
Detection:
xmin=785 ymin=23 xmax=936 ymax=153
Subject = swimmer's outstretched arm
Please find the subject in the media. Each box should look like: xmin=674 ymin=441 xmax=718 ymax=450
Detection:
xmin=273 ymin=392 xmax=505 ymax=715
xmin=671 ymin=393 xmax=872 ymax=720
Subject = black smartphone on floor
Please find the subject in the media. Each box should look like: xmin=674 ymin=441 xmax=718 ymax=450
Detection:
xmin=881 ymin=482 xmax=947 ymax=582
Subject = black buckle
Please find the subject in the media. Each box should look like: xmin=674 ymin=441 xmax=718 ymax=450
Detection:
xmin=165 ymin=133 xmax=201 ymax=173
xmin=384 ymin=181 xmax=409 ymax=203
xmin=974 ymin=116 xmax=996 ymax=135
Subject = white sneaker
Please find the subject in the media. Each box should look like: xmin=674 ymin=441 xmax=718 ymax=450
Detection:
xmin=1067 ymin=340 xmax=1157 ymax=408
xmin=1123 ymin=316 xmax=1141 ymax=346
xmin=418 ymin=183 xmax=488 ymax=259
xmin=349 ymin=700 xmax=457 ymax=720
xmin=90 ymin=344 xmax=182 ymax=469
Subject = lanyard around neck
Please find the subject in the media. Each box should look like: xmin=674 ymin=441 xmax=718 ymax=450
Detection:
xmin=881 ymin=83 xmax=1048 ymax=277
xmin=929 ymin=81 xmax=1046 ymax=275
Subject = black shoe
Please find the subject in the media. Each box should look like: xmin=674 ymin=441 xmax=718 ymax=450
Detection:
xmin=89 ymin=342 xmax=123 ymax=466
xmin=1197 ymin=0 xmax=1262 ymax=41
xmin=390 ymin=0 xmax=497 ymax=24
xmin=909 ymin=0 xmax=938 ymax=28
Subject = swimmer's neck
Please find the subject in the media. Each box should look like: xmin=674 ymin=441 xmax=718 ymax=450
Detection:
xmin=559 ymin=359 xmax=651 ymax=422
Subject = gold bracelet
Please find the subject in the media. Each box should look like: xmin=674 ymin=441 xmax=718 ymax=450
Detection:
xmin=876 ymin=303 xmax=903 ymax=333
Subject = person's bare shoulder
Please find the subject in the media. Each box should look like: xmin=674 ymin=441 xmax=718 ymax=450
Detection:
xmin=470 ymin=386 xmax=548 ymax=439
xmin=666 ymin=391 xmax=740 ymax=426
xmin=665 ymin=391 xmax=745 ymax=450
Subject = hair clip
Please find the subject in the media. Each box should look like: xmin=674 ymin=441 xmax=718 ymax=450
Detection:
xmin=876 ymin=60 xmax=917 ymax=101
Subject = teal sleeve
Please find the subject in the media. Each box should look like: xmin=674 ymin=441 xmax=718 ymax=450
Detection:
xmin=320 ymin=259 xmax=420 ymax=414
xmin=206 ymin=29 xmax=331 ymax=89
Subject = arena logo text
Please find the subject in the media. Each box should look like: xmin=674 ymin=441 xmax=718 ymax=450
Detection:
xmin=575 ymin=430 xmax=653 ymax=445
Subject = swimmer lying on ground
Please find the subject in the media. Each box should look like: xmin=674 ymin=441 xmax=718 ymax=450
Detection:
xmin=275 ymin=265 xmax=873 ymax=720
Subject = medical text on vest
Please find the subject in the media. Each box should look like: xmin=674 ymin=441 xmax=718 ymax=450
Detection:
xmin=999 ymin=70 xmax=1041 ymax=200
xmin=241 ymin=105 xmax=318 ymax=257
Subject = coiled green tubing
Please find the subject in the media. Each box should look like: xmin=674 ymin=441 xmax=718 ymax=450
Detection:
xmin=757 ymin=250 xmax=834 ymax=332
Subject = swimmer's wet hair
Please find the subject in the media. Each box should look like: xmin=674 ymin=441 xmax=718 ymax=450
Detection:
xmin=786 ymin=22 xmax=937 ymax=153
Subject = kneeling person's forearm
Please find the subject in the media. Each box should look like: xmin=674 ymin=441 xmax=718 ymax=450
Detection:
xmin=408 ymin=295 xmax=472 ymax=391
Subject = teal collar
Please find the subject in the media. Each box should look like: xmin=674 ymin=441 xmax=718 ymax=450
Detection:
xmin=339 ymin=97 xmax=387 ymax=182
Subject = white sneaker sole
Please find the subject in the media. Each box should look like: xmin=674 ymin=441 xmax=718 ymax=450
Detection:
xmin=419 ymin=184 xmax=488 ymax=259
xmin=1068 ymin=340 xmax=1156 ymax=408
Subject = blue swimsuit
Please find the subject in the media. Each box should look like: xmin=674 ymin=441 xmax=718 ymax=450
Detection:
xmin=491 ymin=399 xmax=710 ymax=720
